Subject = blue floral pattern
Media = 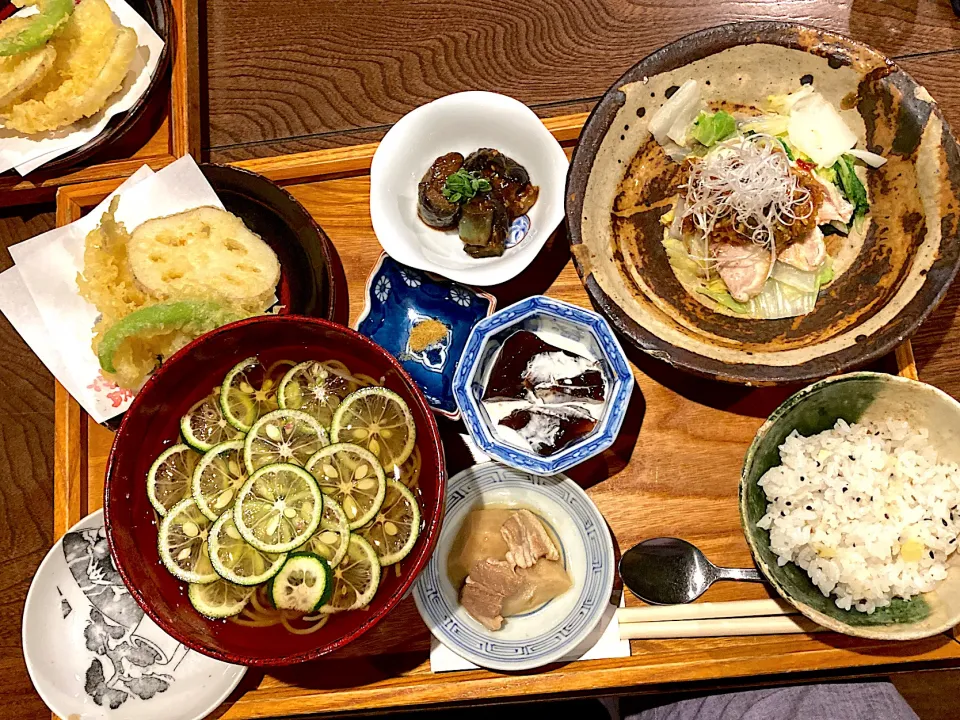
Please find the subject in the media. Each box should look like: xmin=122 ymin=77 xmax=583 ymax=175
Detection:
xmin=506 ymin=214 xmax=531 ymax=248
xmin=399 ymin=268 xmax=421 ymax=288
xmin=356 ymin=254 xmax=495 ymax=418
xmin=374 ymin=276 xmax=391 ymax=302
xmin=448 ymin=287 xmax=471 ymax=307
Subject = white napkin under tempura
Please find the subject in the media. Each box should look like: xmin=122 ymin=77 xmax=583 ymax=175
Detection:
xmin=0 ymin=156 xmax=226 ymax=422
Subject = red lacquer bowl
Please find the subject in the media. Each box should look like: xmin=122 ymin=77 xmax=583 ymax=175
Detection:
xmin=104 ymin=315 xmax=446 ymax=666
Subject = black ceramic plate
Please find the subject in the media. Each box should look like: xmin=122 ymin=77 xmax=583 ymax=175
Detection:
xmin=0 ymin=0 xmax=173 ymax=176
xmin=200 ymin=163 xmax=349 ymax=325
xmin=566 ymin=22 xmax=960 ymax=385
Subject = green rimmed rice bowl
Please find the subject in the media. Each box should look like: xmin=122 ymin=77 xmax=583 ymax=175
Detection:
xmin=740 ymin=372 xmax=960 ymax=640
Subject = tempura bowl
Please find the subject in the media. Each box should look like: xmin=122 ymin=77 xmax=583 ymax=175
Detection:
xmin=740 ymin=372 xmax=960 ymax=640
xmin=104 ymin=315 xmax=446 ymax=666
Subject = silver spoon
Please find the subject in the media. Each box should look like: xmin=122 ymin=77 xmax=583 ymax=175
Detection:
xmin=619 ymin=537 xmax=764 ymax=605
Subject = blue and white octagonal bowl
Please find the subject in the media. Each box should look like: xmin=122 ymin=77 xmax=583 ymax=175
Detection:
xmin=412 ymin=462 xmax=615 ymax=672
xmin=453 ymin=295 xmax=634 ymax=476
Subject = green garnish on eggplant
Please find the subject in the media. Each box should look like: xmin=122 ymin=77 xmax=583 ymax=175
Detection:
xmin=442 ymin=169 xmax=491 ymax=203
xmin=417 ymin=147 xmax=539 ymax=258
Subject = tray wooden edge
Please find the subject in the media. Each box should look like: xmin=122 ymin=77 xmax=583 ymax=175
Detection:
xmin=47 ymin=113 xmax=952 ymax=720
xmin=0 ymin=0 xmax=200 ymax=207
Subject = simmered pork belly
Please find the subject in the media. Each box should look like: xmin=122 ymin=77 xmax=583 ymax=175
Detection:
xmin=501 ymin=509 xmax=560 ymax=569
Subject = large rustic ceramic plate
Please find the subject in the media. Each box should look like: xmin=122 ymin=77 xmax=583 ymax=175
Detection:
xmin=740 ymin=372 xmax=960 ymax=640
xmin=566 ymin=22 xmax=960 ymax=384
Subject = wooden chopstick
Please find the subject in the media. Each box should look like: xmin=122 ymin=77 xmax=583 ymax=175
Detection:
xmin=617 ymin=598 xmax=795 ymax=624
xmin=619 ymin=614 xmax=824 ymax=640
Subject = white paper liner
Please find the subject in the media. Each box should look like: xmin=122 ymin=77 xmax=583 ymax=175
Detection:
xmin=1 ymin=156 xmax=227 ymax=422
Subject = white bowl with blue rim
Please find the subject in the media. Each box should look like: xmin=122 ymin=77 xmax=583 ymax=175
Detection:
xmin=369 ymin=91 xmax=569 ymax=286
xmin=356 ymin=252 xmax=496 ymax=419
xmin=22 ymin=509 xmax=245 ymax=720
xmin=412 ymin=462 xmax=615 ymax=672
xmin=453 ymin=295 xmax=634 ymax=476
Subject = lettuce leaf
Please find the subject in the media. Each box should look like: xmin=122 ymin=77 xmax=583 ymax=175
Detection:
xmin=691 ymin=110 xmax=736 ymax=147
xmin=834 ymin=154 xmax=868 ymax=220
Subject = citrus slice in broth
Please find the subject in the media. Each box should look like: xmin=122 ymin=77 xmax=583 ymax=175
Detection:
xmin=306 ymin=443 xmax=386 ymax=529
xmin=207 ymin=508 xmax=287 ymax=585
xmin=234 ymin=463 xmax=323 ymax=553
xmin=221 ymin=357 xmax=280 ymax=432
xmin=357 ymin=480 xmax=421 ymax=566
xmin=268 ymin=552 xmax=333 ymax=612
xmin=180 ymin=389 xmax=244 ymax=452
xmin=330 ymin=387 xmax=416 ymax=472
xmin=320 ymin=534 xmax=381 ymax=613
xmin=188 ymin=578 xmax=253 ymax=619
xmin=158 ymin=498 xmax=218 ymax=584
xmin=147 ymin=443 xmax=200 ymax=516
xmin=279 ymin=360 xmax=356 ymax=428
xmin=244 ymin=409 xmax=329 ymax=475
xmin=192 ymin=440 xmax=248 ymax=521
xmin=304 ymin=495 xmax=350 ymax=568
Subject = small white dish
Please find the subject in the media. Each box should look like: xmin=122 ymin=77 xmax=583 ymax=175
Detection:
xmin=370 ymin=91 xmax=569 ymax=286
xmin=22 ymin=510 xmax=245 ymax=720
xmin=413 ymin=462 xmax=615 ymax=671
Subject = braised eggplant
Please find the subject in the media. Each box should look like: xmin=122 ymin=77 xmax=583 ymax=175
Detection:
xmin=464 ymin=148 xmax=540 ymax=218
xmin=416 ymin=147 xmax=539 ymax=259
xmin=458 ymin=194 xmax=508 ymax=258
xmin=418 ymin=152 xmax=465 ymax=229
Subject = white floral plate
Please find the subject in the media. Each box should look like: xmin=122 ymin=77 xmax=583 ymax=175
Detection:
xmin=22 ymin=510 xmax=246 ymax=720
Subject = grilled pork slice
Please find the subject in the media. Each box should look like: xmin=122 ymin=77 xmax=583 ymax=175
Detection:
xmin=471 ymin=558 xmax=522 ymax=596
xmin=711 ymin=241 xmax=772 ymax=302
xmin=814 ymin=174 xmax=854 ymax=225
xmin=461 ymin=576 xmax=507 ymax=631
xmin=501 ymin=509 xmax=560 ymax=569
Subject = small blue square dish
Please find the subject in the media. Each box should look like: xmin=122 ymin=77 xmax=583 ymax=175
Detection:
xmin=356 ymin=253 xmax=496 ymax=419
xmin=453 ymin=295 xmax=634 ymax=475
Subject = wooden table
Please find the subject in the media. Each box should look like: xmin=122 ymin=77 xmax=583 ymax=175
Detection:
xmin=2 ymin=1 xmax=960 ymax=717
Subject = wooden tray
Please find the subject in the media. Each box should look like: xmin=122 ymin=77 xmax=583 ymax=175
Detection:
xmin=0 ymin=0 xmax=199 ymax=207
xmin=52 ymin=114 xmax=960 ymax=719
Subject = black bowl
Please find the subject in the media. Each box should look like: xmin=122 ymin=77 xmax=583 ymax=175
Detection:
xmin=199 ymin=163 xmax=349 ymax=324
xmin=0 ymin=0 xmax=173 ymax=175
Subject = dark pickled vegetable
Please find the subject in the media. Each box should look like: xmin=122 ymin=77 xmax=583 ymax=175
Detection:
xmin=458 ymin=194 xmax=508 ymax=258
xmin=499 ymin=406 xmax=597 ymax=456
xmin=483 ymin=330 xmax=606 ymax=403
xmin=463 ymin=148 xmax=540 ymax=219
xmin=418 ymin=152 xmax=464 ymax=229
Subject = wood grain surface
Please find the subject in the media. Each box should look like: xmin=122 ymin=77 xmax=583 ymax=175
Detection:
xmin=204 ymin=0 xmax=960 ymax=161
xmin=1 ymin=0 xmax=960 ymax=718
